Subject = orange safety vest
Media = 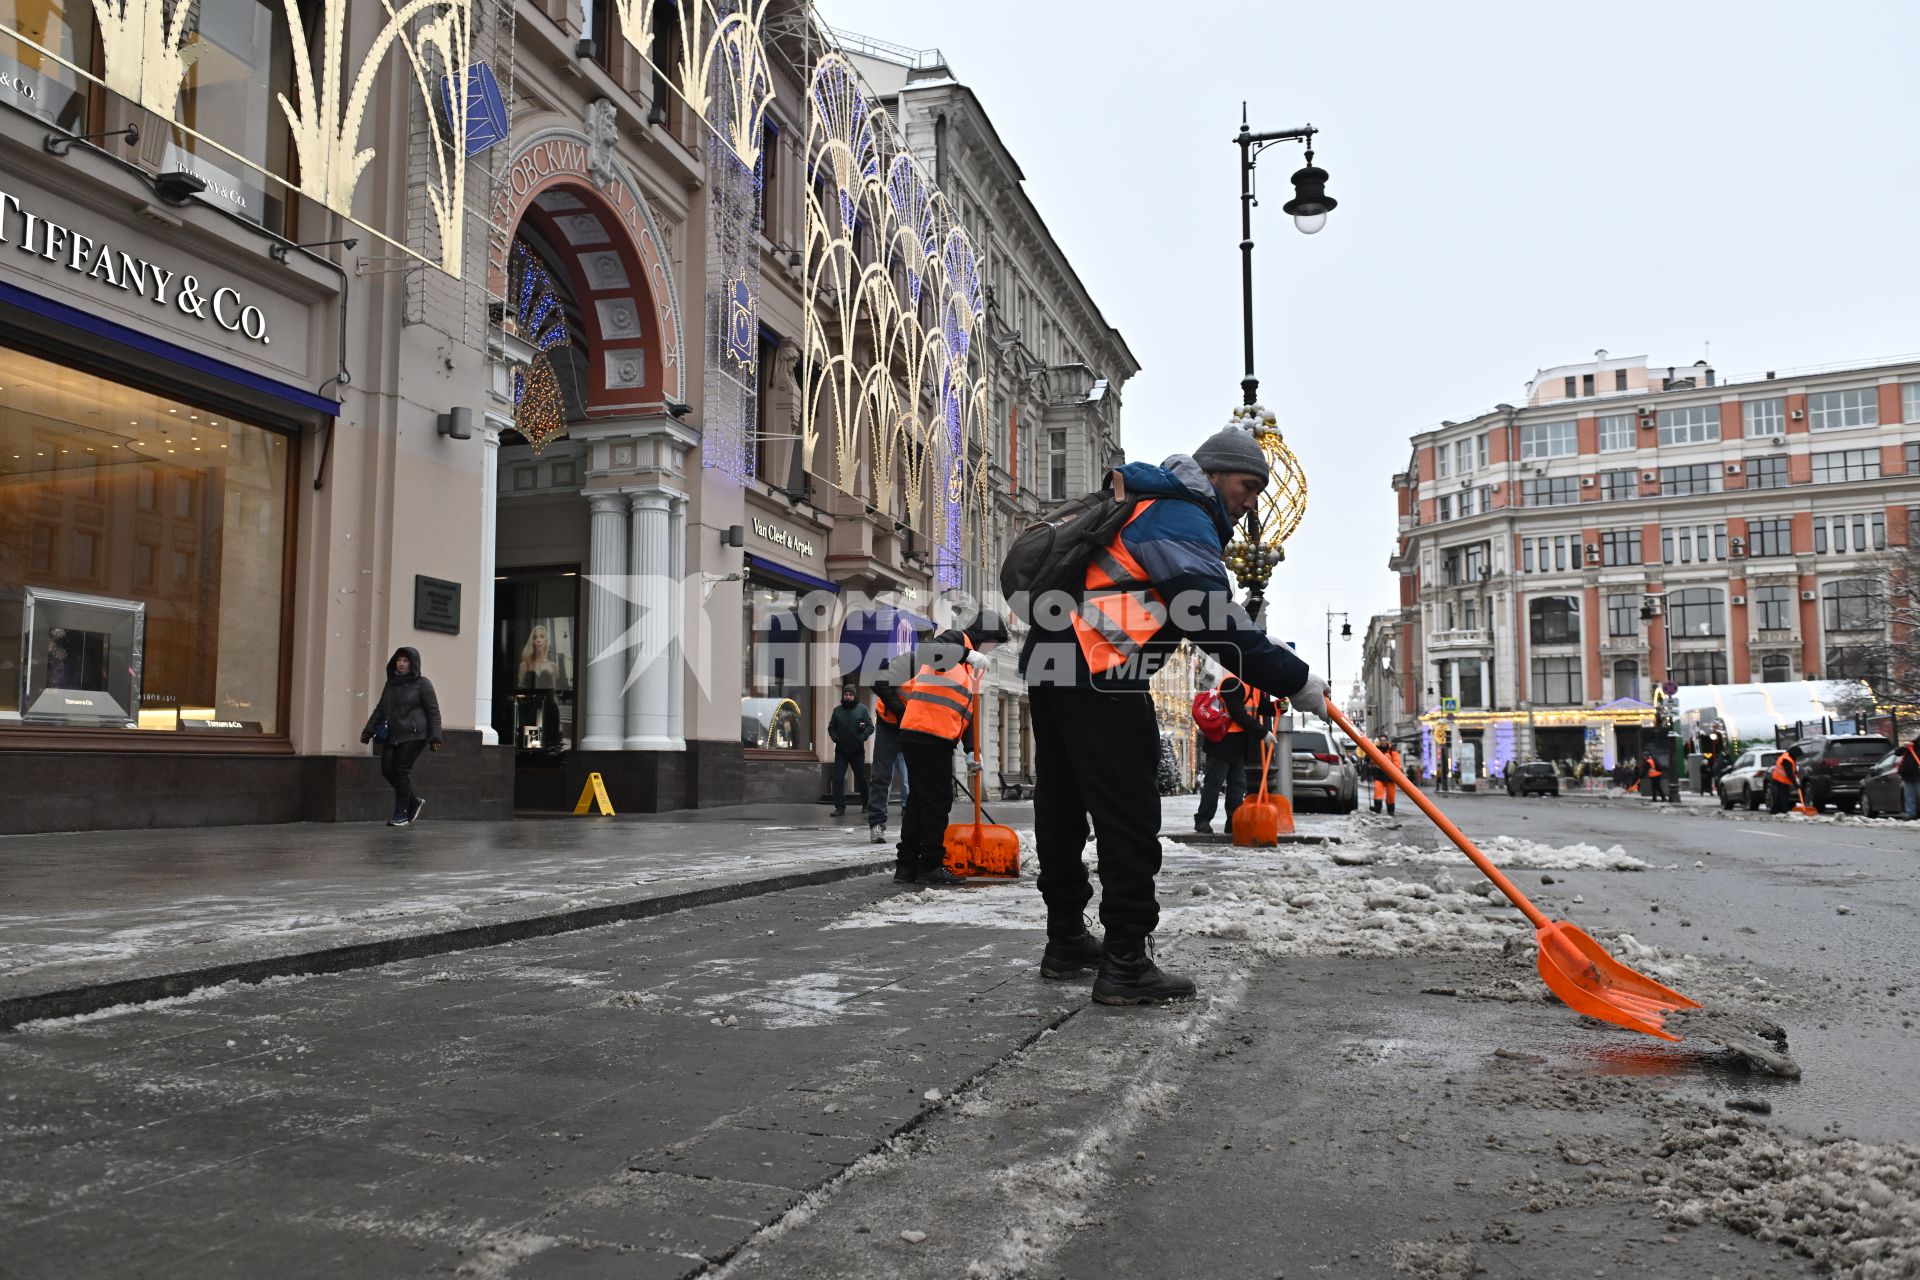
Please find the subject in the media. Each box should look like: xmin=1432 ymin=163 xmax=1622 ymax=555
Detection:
xmin=1770 ymin=754 xmax=1797 ymax=786
xmin=1643 ymin=753 xmax=1662 ymax=778
xmin=1373 ymin=748 xmax=1402 ymax=800
xmin=1073 ymin=503 xmax=1168 ymax=674
xmin=1904 ymin=743 xmax=1920 ymax=770
xmin=896 ymin=635 xmax=979 ymax=741
xmin=1218 ymin=677 xmax=1266 ymax=734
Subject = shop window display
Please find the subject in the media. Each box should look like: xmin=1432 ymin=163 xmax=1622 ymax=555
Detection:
xmin=0 ymin=0 xmax=95 ymax=131
xmin=741 ymin=582 xmax=812 ymax=751
xmin=0 ymin=347 xmax=290 ymax=735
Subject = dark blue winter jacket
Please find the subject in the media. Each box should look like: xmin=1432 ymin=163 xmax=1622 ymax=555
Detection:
xmin=1019 ymin=455 xmax=1312 ymax=696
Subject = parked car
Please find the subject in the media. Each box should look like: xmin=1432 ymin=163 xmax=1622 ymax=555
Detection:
xmin=1285 ymin=728 xmax=1359 ymax=813
xmin=1860 ymin=750 xmax=1909 ymax=819
xmin=1790 ymin=735 xmax=1894 ymax=813
xmin=1717 ymin=749 xmax=1783 ymax=811
xmin=1505 ymin=761 xmax=1560 ymax=797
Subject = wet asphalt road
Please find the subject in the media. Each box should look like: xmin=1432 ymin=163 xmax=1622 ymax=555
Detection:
xmin=1 ymin=796 xmax=1915 ymax=1278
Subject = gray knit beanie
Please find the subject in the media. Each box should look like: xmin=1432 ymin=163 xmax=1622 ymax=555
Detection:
xmin=1191 ymin=427 xmax=1271 ymax=482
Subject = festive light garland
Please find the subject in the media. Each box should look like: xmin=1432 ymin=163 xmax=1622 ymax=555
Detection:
xmin=1219 ymin=403 xmax=1310 ymax=593
xmin=508 ymin=240 xmax=574 ymax=455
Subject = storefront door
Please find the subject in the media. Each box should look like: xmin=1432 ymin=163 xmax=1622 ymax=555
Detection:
xmin=493 ymin=568 xmax=579 ymax=771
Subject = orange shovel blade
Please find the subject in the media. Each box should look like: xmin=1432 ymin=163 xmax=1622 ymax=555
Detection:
xmin=1535 ymin=920 xmax=1702 ymax=1042
xmin=943 ymin=823 xmax=1022 ymax=879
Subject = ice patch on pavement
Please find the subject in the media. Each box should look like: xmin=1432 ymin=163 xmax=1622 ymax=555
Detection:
xmin=1360 ymin=835 xmax=1649 ymax=872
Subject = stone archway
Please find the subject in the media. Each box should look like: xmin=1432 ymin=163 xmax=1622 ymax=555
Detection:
xmin=487 ymin=125 xmax=685 ymax=406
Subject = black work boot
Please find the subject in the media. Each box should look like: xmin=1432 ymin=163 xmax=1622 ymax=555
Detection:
xmin=1092 ymin=939 xmax=1196 ymax=1006
xmin=893 ymin=859 xmax=918 ymax=884
xmin=1040 ymin=927 xmax=1105 ymax=979
xmin=915 ymin=863 xmax=969 ymax=888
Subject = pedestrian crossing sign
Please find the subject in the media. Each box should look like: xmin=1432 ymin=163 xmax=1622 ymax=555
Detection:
xmin=572 ymin=772 xmax=615 ymax=816
xmin=1440 ymin=697 xmax=1459 ymax=712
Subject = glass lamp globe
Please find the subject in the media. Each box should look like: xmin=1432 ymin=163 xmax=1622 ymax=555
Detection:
xmin=1293 ymin=211 xmax=1327 ymax=235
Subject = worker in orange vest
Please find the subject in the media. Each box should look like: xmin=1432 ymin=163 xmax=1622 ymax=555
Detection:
xmin=1371 ymin=744 xmax=1403 ymax=815
xmin=1768 ymin=750 xmax=1802 ymax=814
xmin=1194 ymin=674 xmax=1272 ymax=835
xmin=1642 ymin=747 xmax=1666 ymax=803
xmin=1019 ymin=427 xmax=1329 ymax=1006
xmin=874 ymin=609 xmax=1009 ymax=887
xmin=1900 ymin=734 xmax=1920 ymax=819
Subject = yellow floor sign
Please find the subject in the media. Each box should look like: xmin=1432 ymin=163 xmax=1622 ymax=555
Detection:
xmin=572 ymin=772 xmax=615 ymax=816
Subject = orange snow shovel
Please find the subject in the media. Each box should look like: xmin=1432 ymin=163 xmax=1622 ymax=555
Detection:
xmin=942 ymin=695 xmax=1020 ymax=879
xmin=1325 ymin=701 xmax=1701 ymax=1042
xmin=1233 ymin=737 xmax=1293 ymax=844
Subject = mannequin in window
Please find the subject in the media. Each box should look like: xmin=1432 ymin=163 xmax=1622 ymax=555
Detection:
xmin=517 ymin=624 xmax=571 ymax=754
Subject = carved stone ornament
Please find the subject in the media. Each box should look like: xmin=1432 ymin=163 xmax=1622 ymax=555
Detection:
xmin=586 ymin=98 xmax=619 ymax=185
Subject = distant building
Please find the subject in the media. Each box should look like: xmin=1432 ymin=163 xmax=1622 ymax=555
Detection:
xmin=1391 ymin=351 xmax=1920 ymax=779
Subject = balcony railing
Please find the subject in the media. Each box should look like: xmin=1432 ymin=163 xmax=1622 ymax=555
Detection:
xmin=1428 ymin=628 xmax=1490 ymax=650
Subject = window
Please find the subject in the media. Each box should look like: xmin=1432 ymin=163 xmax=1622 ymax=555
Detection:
xmin=0 ymin=346 xmax=291 ymax=735
xmin=1522 ymin=538 xmax=1534 ymax=573
xmin=1601 ymin=528 xmax=1640 ymax=566
xmin=1437 ymin=494 xmax=1454 ymax=522
xmin=1598 ymin=414 xmax=1635 ymax=453
xmin=1821 ymin=579 xmax=1880 ymax=632
xmin=1612 ymin=658 xmax=1641 ymax=701
xmin=1662 ymin=524 xmax=1725 ymax=565
xmin=1811 ymin=450 xmax=1880 ymax=484
xmin=1582 ymin=373 xmax=1596 ymax=397
xmin=1755 ymin=585 xmax=1792 ymax=631
xmin=1520 ymin=421 xmax=1578 ymax=459
xmin=1455 ymin=439 xmax=1474 ymax=475
xmin=1658 ymin=404 xmax=1719 ymax=446
xmin=1437 ymin=444 xmax=1451 ymax=479
xmin=1563 ymin=376 xmax=1576 ymax=399
xmin=1608 ymin=594 xmax=1638 ymax=637
xmin=1477 ymin=433 xmax=1489 ymax=469
xmin=1530 ymin=656 xmax=1583 ymax=706
xmin=1464 ymin=543 xmax=1488 ymax=581
xmin=1659 ymin=464 xmax=1716 ymax=496
xmin=742 ymin=584 xmax=813 ymax=751
xmin=756 ymin=120 xmax=782 ymax=238
xmin=1521 ymin=477 xmax=1579 ymax=506
xmin=168 ymin=0 xmax=298 ymax=230
xmin=1529 ymin=595 xmax=1580 ymax=644
xmin=1825 ymin=646 xmax=1885 ymax=683
xmin=1743 ymin=398 xmax=1785 ymax=439
xmin=1748 ymin=455 xmax=1788 ymax=489
xmin=1808 ymin=387 xmax=1878 ymax=432
xmin=1600 ymin=468 xmax=1636 ymax=501
xmin=1749 ymin=517 xmax=1792 ymax=558
xmin=0 ymin=0 xmax=95 ymax=130
xmin=1463 ymin=598 xmax=1479 ymax=631
xmin=1761 ymin=654 xmax=1791 ymax=682
xmin=1904 ymin=382 xmax=1920 ymax=424
xmin=1668 ymin=588 xmax=1726 ymax=639
xmin=1672 ymin=651 xmax=1728 ymax=685
xmin=1442 ymin=549 xmax=1462 ymax=585
xmin=1615 ymin=369 xmax=1628 ymax=392
xmin=1457 ymin=488 xmax=1475 ymax=519
xmin=1047 ymin=430 xmax=1068 ymax=501
xmin=1458 ymin=659 xmax=1485 ymax=708
xmin=1554 ymin=535 xmax=1570 ymax=571
xmin=1909 ymin=442 xmax=1920 ymax=475
xmin=1814 ymin=512 xmax=1885 ymax=554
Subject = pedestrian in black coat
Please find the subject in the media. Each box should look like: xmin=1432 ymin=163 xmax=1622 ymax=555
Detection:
xmin=360 ymin=646 xmax=442 ymax=826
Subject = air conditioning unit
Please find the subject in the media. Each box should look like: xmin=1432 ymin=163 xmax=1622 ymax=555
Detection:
xmin=1641 ymin=471 xmax=1657 ymax=482
xmin=1769 ymin=434 xmax=1784 ymax=446
xmin=1580 ymin=477 xmax=1595 ymax=487
xmin=1725 ymin=463 xmax=1741 ymax=475
xmin=1801 ymin=590 xmax=1816 ymax=601
xmin=1790 ymin=408 xmax=1804 ymax=420
xmin=1732 ymin=594 xmax=1746 ymax=605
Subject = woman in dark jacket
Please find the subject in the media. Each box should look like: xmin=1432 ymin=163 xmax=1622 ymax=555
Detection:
xmin=360 ymin=646 xmax=442 ymax=826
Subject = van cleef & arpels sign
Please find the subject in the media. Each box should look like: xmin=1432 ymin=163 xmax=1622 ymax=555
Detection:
xmin=0 ymin=186 xmax=273 ymax=344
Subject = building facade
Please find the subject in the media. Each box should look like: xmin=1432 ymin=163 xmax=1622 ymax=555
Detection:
xmin=0 ymin=1 xmax=1130 ymax=831
xmin=1392 ymin=352 xmax=1920 ymax=779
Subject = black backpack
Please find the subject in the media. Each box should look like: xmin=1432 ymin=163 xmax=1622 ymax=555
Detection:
xmin=999 ymin=471 xmax=1199 ymax=623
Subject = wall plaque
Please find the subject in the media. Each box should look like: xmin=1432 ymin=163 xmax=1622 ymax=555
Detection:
xmin=414 ymin=576 xmax=461 ymax=635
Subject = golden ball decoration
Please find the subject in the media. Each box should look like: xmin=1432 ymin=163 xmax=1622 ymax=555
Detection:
xmin=1220 ymin=405 xmax=1310 ymax=589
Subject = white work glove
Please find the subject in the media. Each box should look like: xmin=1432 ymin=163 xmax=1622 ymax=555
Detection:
xmin=966 ymin=758 xmax=981 ymax=776
xmin=963 ymin=650 xmax=990 ymax=670
xmin=1289 ymin=675 xmax=1331 ymax=720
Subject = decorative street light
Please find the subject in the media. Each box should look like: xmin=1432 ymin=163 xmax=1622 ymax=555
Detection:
xmin=1325 ymin=610 xmax=1352 ymax=693
xmin=1640 ymin=592 xmax=1680 ymax=802
xmin=1227 ymin=106 xmax=1336 ymax=616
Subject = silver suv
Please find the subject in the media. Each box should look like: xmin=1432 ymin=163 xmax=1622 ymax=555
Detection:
xmin=1284 ymin=728 xmax=1359 ymax=813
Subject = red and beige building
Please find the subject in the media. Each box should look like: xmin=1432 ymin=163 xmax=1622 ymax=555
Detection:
xmin=1376 ymin=351 xmax=1920 ymax=777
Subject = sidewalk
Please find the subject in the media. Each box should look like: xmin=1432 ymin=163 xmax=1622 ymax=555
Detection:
xmin=1438 ymin=784 xmax=1722 ymax=808
xmin=0 ymin=806 xmax=898 ymax=1028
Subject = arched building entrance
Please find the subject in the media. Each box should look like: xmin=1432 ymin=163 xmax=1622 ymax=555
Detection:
xmin=479 ymin=124 xmax=694 ymax=808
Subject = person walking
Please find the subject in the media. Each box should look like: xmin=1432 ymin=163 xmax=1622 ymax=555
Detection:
xmin=875 ymin=611 xmax=1009 ymax=886
xmin=1768 ymin=749 xmax=1801 ymax=814
xmin=863 ymin=701 xmax=909 ymax=844
xmin=360 ymin=646 xmax=442 ymax=827
xmin=1642 ymin=746 xmax=1667 ymax=803
xmin=1371 ymin=743 xmax=1403 ymax=815
xmin=1192 ymin=675 xmax=1267 ymax=834
xmin=1897 ymin=732 xmax=1920 ymax=820
xmin=827 ymin=684 xmax=873 ymax=817
xmin=1019 ymin=428 xmax=1329 ymax=1005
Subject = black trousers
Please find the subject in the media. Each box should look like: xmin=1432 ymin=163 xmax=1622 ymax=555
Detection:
xmin=380 ymin=740 xmax=429 ymax=810
xmin=897 ymin=737 xmax=957 ymax=869
xmin=831 ymin=748 xmax=868 ymax=811
xmin=1194 ymin=752 xmax=1246 ymax=827
xmin=1029 ymin=685 xmax=1162 ymax=946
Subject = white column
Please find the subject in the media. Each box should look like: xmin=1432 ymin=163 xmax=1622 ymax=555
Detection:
xmin=580 ymin=492 xmax=629 ymax=751
xmin=666 ymin=494 xmax=687 ymax=749
xmin=472 ymin=423 xmax=502 ymax=745
xmin=624 ymin=490 xmax=675 ymax=749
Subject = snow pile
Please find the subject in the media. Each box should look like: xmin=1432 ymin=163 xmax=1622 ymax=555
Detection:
xmin=1357 ymin=835 xmax=1648 ymax=872
xmin=1157 ymin=864 xmax=1514 ymax=958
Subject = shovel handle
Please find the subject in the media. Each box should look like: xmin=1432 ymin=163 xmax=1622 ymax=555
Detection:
xmin=1324 ymin=702 xmax=1550 ymax=930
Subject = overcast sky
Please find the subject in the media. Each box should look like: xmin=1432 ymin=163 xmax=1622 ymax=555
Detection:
xmin=814 ymin=0 xmax=1920 ymax=693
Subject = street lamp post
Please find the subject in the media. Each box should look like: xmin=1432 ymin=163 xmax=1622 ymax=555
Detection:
xmin=1640 ymin=592 xmax=1679 ymax=802
xmin=1324 ymin=610 xmax=1351 ymax=707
